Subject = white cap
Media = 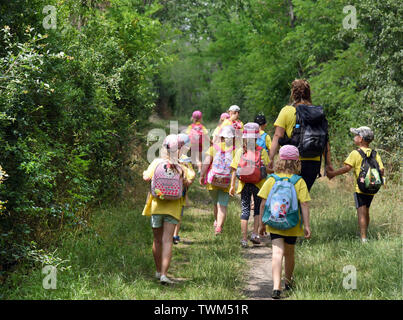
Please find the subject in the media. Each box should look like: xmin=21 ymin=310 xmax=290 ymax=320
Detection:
xmin=228 ymin=105 xmax=240 ymax=112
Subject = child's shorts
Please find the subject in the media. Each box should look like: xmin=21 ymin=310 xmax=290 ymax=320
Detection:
xmin=270 ymin=233 xmax=297 ymax=245
xmin=354 ymin=192 xmax=374 ymax=209
xmin=208 ymin=189 xmax=230 ymax=207
xmin=151 ymin=214 xmax=179 ymax=228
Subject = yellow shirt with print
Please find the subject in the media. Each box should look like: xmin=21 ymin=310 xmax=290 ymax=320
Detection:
xmin=230 ymin=147 xmax=270 ymax=194
xmin=205 ymin=143 xmax=235 ymax=193
xmin=142 ymin=158 xmax=195 ymax=221
xmin=274 ymin=105 xmax=320 ymax=161
xmin=257 ymin=173 xmax=311 ymax=237
xmin=344 ymin=147 xmax=384 ymax=195
xmin=259 ymin=129 xmax=272 ymax=151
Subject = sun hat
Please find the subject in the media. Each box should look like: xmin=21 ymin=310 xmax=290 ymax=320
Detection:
xmin=228 ymin=105 xmax=240 ymax=112
xmin=163 ymin=134 xmax=180 ymax=150
xmin=192 ymin=110 xmax=202 ymax=120
xmin=242 ymin=122 xmax=260 ymax=139
xmin=178 ymin=133 xmax=190 ymax=147
xmin=220 ymin=112 xmax=230 ymax=121
xmin=279 ymin=145 xmax=299 ymax=161
xmin=254 ymin=114 xmax=266 ymax=126
xmin=350 ymin=126 xmax=374 ymax=142
xmin=219 ymin=125 xmax=235 ymax=138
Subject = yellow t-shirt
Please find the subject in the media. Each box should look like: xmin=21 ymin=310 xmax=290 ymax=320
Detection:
xmin=274 ymin=105 xmax=320 ymax=161
xmin=230 ymin=148 xmax=270 ymax=193
xmin=344 ymin=147 xmax=384 ymax=195
xmin=204 ymin=143 xmax=235 ymax=192
xmin=259 ymin=130 xmax=272 ymax=151
xmin=142 ymin=158 xmax=195 ymax=220
xmin=186 ymin=122 xmax=209 ymax=135
xmin=257 ymin=173 xmax=311 ymax=237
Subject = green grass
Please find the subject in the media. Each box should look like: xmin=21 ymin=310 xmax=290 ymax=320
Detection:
xmin=1 ymin=175 xmax=401 ymax=300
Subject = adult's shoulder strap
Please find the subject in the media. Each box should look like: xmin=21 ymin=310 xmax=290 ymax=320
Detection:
xmin=357 ymin=148 xmax=367 ymax=159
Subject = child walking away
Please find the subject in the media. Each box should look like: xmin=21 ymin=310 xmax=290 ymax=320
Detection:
xmin=200 ymin=125 xmax=236 ymax=235
xmin=258 ymin=145 xmax=311 ymax=299
xmin=212 ymin=113 xmax=230 ymax=144
xmin=229 ymin=123 xmax=270 ymax=248
xmin=173 ymin=134 xmax=195 ymax=244
xmin=186 ymin=110 xmax=209 ymax=174
xmin=254 ymin=113 xmax=273 ymax=238
xmin=221 ymin=105 xmax=244 ymax=151
xmin=142 ymin=134 xmax=195 ymax=284
xmin=327 ymin=127 xmax=384 ymax=243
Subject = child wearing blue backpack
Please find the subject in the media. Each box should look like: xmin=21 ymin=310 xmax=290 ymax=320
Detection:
xmin=258 ymin=145 xmax=311 ymax=299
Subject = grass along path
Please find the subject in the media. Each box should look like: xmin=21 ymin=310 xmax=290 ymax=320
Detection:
xmin=1 ymin=159 xmax=401 ymax=299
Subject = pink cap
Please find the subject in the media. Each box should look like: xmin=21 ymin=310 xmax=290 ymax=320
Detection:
xmin=220 ymin=113 xmax=230 ymax=120
xmin=192 ymin=110 xmax=202 ymax=120
xmin=163 ymin=134 xmax=179 ymax=150
xmin=242 ymin=122 xmax=260 ymax=139
xmin=279 ymin=145 xmax=299 ymax=160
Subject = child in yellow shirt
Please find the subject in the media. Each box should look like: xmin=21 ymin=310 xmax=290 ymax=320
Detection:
xmin=327 ymin=127 xmax=384 ymax=243
xmin=142 ymin=134 xmax=195 ymax=284
xmin=229 ymin=122 xmax=270 ymax=248
xmin=258 ymin=145 xmax=311 ymax=299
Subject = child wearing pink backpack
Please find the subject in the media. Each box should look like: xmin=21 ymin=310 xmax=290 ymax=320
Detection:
xmin=229 ymin=123 xmax=270 ymax=248
xmin=142 ymin=134 xmax=195 ymax=284
xmin=186 ymin=110 xmax=209 ymax=173
xmin=200 ymin=125 xmax=236 ymax=235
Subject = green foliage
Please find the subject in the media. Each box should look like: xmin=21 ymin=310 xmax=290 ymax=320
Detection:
xmin=0 ymin=0 xmax=170 ymax=267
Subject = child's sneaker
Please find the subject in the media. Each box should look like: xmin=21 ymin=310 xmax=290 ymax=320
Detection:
xmin=160 ymin=275 xmax=174 ymax=285
xmin=240 ymin=239 xmax=248 ymax=248
xmin=250 ymin=233 xmax=261 ymax=244
xmin=173 ymin=236 xmax=180 ymax=244
xmin=272 ymin=290 xmax=282 ymax=299
xmin=155 ymin=272 xmax=161 ymax=279
xmin=361 ymin=238 xmax=369 ymax=244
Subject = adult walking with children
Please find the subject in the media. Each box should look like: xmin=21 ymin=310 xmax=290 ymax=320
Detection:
xmin=268 ymin=79 xmax=334 ymax=191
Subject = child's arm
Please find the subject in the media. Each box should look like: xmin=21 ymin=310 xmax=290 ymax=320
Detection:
xmin=229 ymin=168 xmax=236 ymax=196
xmin=327 ymin=164 xmax=352 ymax=180
xmin=300 ymin=202 xmax=311 ymax=239
xmin=199 ymin=155 xmax=212 ymax=185
xmin=259 ymin=198 xmax=267 ymax=226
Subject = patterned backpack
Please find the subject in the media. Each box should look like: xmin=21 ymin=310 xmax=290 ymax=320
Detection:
xmin=357 ymin=149 xmax=383 ymax=194
xmin=262 ymin=174 xmax=302 ymax=230
xmin=207 ymin=144 xmax=234 ymax=188
xmin=256 ymin=132 xmax=269 ymax=153
xmin=189 ymin=123 xmax=204 ymax=149
xmin=151 ymin=160 xmax=183 ymax=200
xmin=236 ymin=146 xmax=267 ymax=184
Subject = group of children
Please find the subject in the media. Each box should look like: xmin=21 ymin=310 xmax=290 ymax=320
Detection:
xmin=142 ymin=103 xmax=385 ymax=298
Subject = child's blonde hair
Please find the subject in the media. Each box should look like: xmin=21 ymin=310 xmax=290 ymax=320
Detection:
xmin=274 ymin=159 xmax=301 ymax=175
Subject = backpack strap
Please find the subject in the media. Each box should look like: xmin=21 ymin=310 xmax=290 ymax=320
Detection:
xmin=290 ymin=174 xmax=302 ymax=185
xmin=267 ymin=173 xmax=280 ymax=182
xmin=357 ymin=148 xmax=367 ymax=159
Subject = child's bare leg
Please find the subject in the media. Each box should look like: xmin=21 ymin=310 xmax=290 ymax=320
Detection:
xmin=284 ymin=243 xmax=295 ymax=285
xmin=253 ymin=215 xmax=260 ymax=235
xmin=241 ymin=219 xmax=248 ymax=241
xmin=217 ymin=204 xmax=227 ymax=229
xmin=357 ymin=206 xmax=369 ymax=239
xmin=161 ymin=222 xmax=176 ymax=276
xmin=272 ymin=238 xmax=285 ymax=290
xmin=173 ymin=222 xmax=181 ymax=237
xmin=152 ymin=227 xmax=163 ymax=273
xmin=213 ymin=204 xmax=218 ymax=223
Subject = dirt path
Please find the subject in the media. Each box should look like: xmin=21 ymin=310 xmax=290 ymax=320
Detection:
xmin=242 ymin=235 xmax=273 ymax=300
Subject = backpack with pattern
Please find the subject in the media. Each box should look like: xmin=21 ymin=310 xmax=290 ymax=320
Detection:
xmin=257 ymin=132 xmax=269 ymax=153
xmin=151 ymin=160 xmax=183 ymax=200
xmin=262 ymin=174 xmax=302 ymax=230
xmin=206 ymin=144 xmax=234 ymax=188
xmin=357 ymin=149 xmax=383 ymax=194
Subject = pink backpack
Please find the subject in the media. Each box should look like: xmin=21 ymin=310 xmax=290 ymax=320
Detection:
xmin=189 ymin=123 xmax=204 ymax=148
xmin=151 ymin=160 xmax=183 ymax=200
xmin=206 ymin=144 xmax=234 ymax=188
